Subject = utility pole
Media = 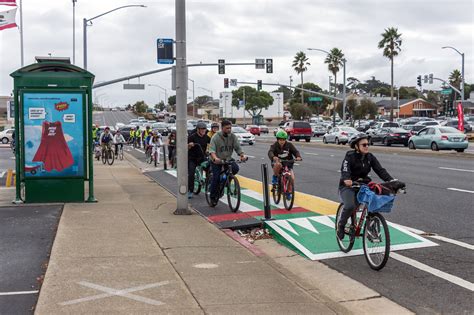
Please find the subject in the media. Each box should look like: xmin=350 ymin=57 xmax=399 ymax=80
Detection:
xmin=243 ymin=87 xmax=246 ymax=126
xmin=72 ymin=0 xmax=77 ymax=65
xmin=19 ymin=0 xmax=24 ymax=66
xmin=342 ymin=58 xmax=347 ymax=125
xmin=174 ymin=0 xmax=191 ymax=215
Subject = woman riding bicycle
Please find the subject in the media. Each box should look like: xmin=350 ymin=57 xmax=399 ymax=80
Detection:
xmin=337 ymin=134 xmax=394 ymax=240
xmin=268 ymin=130 xmax=302 ymax=185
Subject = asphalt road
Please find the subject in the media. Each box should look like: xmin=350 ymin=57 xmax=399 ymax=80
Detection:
xmin=100 ymin=111 xmax=474 ymax=313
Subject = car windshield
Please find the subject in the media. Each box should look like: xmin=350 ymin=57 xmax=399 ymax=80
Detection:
xmin=294 ymin=122 xmax=310 ymax=128
xmin=423 ymin=121 xmax=439 ymax=125
xmin=439 ymin=127 xmax=461 ymax=134
xmin=232 ymin=127 xmax=247 ymax=133
xmin=152 ymin=123 xmax=166 ymax=128
xmin=187 ymin=123 xmax=194 ymax=129
xmin=384 ymin=123 xmax=399 ymax=127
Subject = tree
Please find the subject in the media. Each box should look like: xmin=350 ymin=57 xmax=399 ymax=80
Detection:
xmin=288 ymin=103 xmax=312 ymax=120
xmin=324 ymin=47 xmax=345 ymax=124
xmin=133 ymin=101 xmax=148 ymax=113
xmin=126 ymin=104 xmax=132 ymax=111
xmin=194 ymin=95 xmax=212 ymax=107
xmin=448 ymin=69 xmax=462 ymax=90
xmin=398 ymin=86 xmax=420 ymax=99
xmin=347 ymin=77 xmax=360 ymax=93
xmin=168 ymin=95 xmax=176 ymax=106
xmin=378 ymin=27 xmax=402 ymax=121
xmin=354 ymin=98 xmax=378 ymax=120
xmin=291 ymin=82 xmax=331 ymax=115
xmin=292 ymin=51 xmax=310 ymax=106
xmin=231 ymin=86 xmax=274 ymax=119
xmin=336 ymin=98 xmax=357 ymax=121
xmin=272 ymin=86 xmax=292 ymax=103
xmin=155 ymin=101 xmax=165 ymax=111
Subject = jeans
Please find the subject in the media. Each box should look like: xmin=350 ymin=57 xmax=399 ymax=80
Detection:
xmin=338 ymin=187 xmax=358 ymax=228
xmin=210 ymin=161 xmax=239 ymax=199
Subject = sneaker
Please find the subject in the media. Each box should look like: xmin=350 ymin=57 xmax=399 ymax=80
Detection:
xmin=272 ymin=175 xmax=278 ymax=185
xmin=286 ymin=193 xmax=292 ymax=200
xmin=337 ymin=225 xmax=345 ymax=240
xmin=187 ymin=192 xmax=193 ymax=199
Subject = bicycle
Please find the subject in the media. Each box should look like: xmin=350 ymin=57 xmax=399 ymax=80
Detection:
xmin=191 ymin=146 xmax=209 ymax=195
xmin=116 ymin=144 xmax=124 ymax=161
xmin=205 ymin=159 xmax=246 ymax=212
xmin=335 ymin=180 xmax=406 ymax=271
xmin=145 ymin=145 xmax=153 ymax=164
xmin=101 ymin=146 xmax=115 ymax=165
xmin=271 ymin=159 xmax=299 ymax=210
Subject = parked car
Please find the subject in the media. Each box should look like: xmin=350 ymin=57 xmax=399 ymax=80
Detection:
xmin=369 ymin=127 xmax=410 ymax=146
xmin=440 ymin=119 xmax=472 ymax=133
xmin=414 ymin=121 xmax=441 ymax=127
xmin=118 ymin=125 xmax=134 ymax=142
xmin=273 ymin=121 xmax=288 ymax=136
xmin=284 ymin=121 xmax=312 ymax=142
xmin=408 ymin=126 xmax=468 ymax=152
xmin=403 ymin=124 xmax=426 ymax=137
xmin=258 ymin=125 xmax=269 ymax=134
xmin=323 ymin=126 xmax=358 ymax=145
xmin=232 ymin=126 xmax=255 ymax=145
xmin=0 ymin=128 xmax=14 ymax=144
xmin=245 ymin=125 xmax=261 ymax=136
xmin=366 ymin=122 xmax=400 ymax=135
xmin=151 ymin=122 xmax=169 ymax=136
xmin=310 ymin=123 xmax=326 ymax=137
xmin=168 ymin=122 xmax=195 ymax=135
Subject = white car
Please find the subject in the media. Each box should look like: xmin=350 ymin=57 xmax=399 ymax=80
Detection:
xmin=232 ymin=126 xmax=255 ymax=145
xmin=414 ymin=121 xmax=441 ymax=127
xmin=0 ymin=128 xmax=14 ymax=144
xmin=323 ymin=126 xmax=359 ymax=145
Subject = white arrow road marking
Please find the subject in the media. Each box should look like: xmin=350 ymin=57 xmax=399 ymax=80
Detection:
xmin=274 ymin=220 xmax=299 ymax=235
xmin=59 ymin=281 xmax=169 ymax=306
xmin=439 ymin=167 xmax=474 ymax=173
xmin=290 ymin=217 xmax=319 ymax=234
xmin=447 ymin=188 xmax=474 ymax=194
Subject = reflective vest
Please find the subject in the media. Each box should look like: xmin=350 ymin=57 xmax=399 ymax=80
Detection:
xmin=130 ymin=130 xmax=135 ymax=138
xmin=92 ymin=128 xmax=97 ymax=139
xmin=135 ymin=129 xmax=141 ymax=137
xmin=143 ymin=129 xmax=150 ymax=138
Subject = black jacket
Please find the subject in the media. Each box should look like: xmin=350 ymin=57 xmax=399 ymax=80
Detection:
xmin=339 ymin=151 xmax=393 ymax=188
xmin=268 ymin=141 xmax=301 ymax=161
xmin=188 ymin=132 xmax=210 ymax=161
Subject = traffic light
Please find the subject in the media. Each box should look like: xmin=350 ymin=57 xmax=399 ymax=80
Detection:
xmin=266 ymin=58 xmax=273 ymax=73
xmin=417 ymin=75 xmax=422 ymax=87
xmin=428 ymin=73 xmax=433 ymax=84
xmin=224 ymin=78 xmax=229 ymax=88
xmin=218 ymin=59 xmax=225 ymax=74
xmin=257 ymin=80 xmax=262 ymax=91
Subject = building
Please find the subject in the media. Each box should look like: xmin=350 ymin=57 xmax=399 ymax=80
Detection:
xmin=0 ymin=95 xmax=13 ymax=127
xmin=218 ymin=92 xmax=284 ymax=121
xmin=376 ymin=98 xmax=437 ymax=118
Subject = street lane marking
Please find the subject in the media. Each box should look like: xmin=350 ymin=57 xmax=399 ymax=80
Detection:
xmin=439 ymin=167 xmax=474 ymax=173
xmin=391 ymin=253 xmax=474 ymax=292
xmin=134 ymin=148 xmax=145 ymax=154
xmin=59 ymin=281 xmax=169 ymax=306
xmin=447 ymin=188 xmax=474 ymax=194
xmin=0 ymin=290 xmax=39 ymax=296
xmin=304 ymin=152 xmax=319 ymax=156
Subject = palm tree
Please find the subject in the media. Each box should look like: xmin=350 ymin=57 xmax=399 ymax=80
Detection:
xmin=292 ymin=51 xmax=310 ymax=105
xmin=378 ymin=27 xmax=402 ymax=121
xmin=448 ymin=69 xmax=462 ymax=89
xmin=324 ymin=48 xmax=344 ymax=124
xmin=347 ymin=77 xmax=360 ymax=93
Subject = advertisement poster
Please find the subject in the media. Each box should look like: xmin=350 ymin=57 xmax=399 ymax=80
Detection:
xmin=23 ymin=93 xmax=84 ymax=178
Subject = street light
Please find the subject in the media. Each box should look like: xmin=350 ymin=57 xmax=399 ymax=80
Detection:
xmin=72 ymin=0 xmax=77 ymax=65
xmin=83 ymin=5 xmax=146 ymax=69
xmin=442 ymin=46 xmax=465 ymax=102
xmin=308 ymin=48 xmax=347 ymax=126
xmin=148 ymin=84 xmax=168 ymax=107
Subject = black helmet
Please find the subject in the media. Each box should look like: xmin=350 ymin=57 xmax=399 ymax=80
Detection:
xmin=196 ymin=122 xmax=207 ymax=129
xmin=350 ymin=133 xmax=369 ymax=149
xmin=211 ymin=122 xmax=219 ymax=128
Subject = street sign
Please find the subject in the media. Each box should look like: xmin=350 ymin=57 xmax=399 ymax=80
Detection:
xmin=124 ymin=84 xmax=145 ymax=90
xmin=308 ymin=96 xmax=322 ymax=102
xmin=157 ymin=38 xmax=174 ymax=64
xmin=266 ymin=58 xmax=273 ymax=73
xmin=218 ymin=59 xmax=225 ymax=74
xmin=441 ymin=88 xmax=452 ymax=95
xmin=255 ymin=58 xmax=265 ymax=69
xmin=230 ymin=79 xmax=237 ymax=86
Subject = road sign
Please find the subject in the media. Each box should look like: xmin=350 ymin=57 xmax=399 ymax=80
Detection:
xmin=123 ymin=83 xmax=145 ymax=90
xmin=266 ymin=58 xmax=273 ymax=73
xmin=230 ymin=79 xmax=237 ymax=86
xmin=441 ymin=88 xmax=452 ymax=95
xmin=255 ymin=58 xmax=265 ymax=69
xmin=218 ymin=59 xmax=225 ymax=74
xmin=157 ymin=38 xmax=174 ymax=64
xmin=309 ymin=96 xmax=322 ymax=102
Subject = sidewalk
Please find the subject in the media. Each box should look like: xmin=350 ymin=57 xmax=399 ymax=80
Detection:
xmin=34 ymin=158 xmax=410 ymax=314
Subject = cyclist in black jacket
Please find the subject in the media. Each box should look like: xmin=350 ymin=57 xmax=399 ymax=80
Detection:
xmin=187 ymin=122 xmax=210 ymax=199
xmin=337 ymin=134 xmax=394 ymax=240
xmin=268 ymin=130 xmax=302 ymax=185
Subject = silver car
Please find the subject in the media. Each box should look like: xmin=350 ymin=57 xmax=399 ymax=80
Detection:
xmin=323 ymin=126 xmax=359 ymax=145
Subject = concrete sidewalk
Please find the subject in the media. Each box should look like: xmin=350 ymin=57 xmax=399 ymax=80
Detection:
xmin=34 ymin=158 xmax=410 ymax=314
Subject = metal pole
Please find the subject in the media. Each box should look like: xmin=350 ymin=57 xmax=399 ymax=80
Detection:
xmin=243 ymin=88 xmax=246 ymax=125
xmin=261 ymin=164 xmax=271 ymax=220
xmin=342 ymin=58 xmax=347 ymax=125
xmin=461 ymin=53 xmax=465 ymax=101
xmin=19 ymin=0 xmax=24 ymax=66
xmin=192 ymin=80 xmax=195 ymax=117
xmin=72 ymin=0 xmax=76 ymax=65
xmin=174 ymin=0 xmax=191 ymax=215
xmin=83 ymin=18 xmax=87 ymax=69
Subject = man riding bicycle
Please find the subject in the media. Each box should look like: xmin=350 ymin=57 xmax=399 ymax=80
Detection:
xmin=268 ymin=130 xmax=302 ymax=186
xmin=99 ymin=127 xmax=113 ymax=155
xmin=113 ymin=129 xmax=126 ymax=157
xmin=337 ymin=134 xmax=395 ymax=240
xmin=188 ymin=122 xmax=211 ymax=199
xmin=209 ymin=120 xmax=247 ymax=204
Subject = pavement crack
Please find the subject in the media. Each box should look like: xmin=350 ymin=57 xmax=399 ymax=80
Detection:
xmin=339 ymin=295 xmax=382 ymax=303
xmin=154 ymin=202 xmax=167 ymax=210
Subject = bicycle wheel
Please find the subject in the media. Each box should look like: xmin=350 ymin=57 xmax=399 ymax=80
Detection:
xmin=272 ymin=177 xmax=281 ymax=205
xmin=101 ymin=150 xmax=107 ymax=164
xmin=227 ymin=175 xmax=241 ymax=212
xmin=154 ymin=152 xmax=158 ymax=167
xmin=146 ymin=150 xmax=152 ymax=164
xmin=119 ymin=148 xmax=124 ymax=160
xmin=107 ymin=149 xmax=115 ymax=165
xmin=205 ymin=174 xmax=217 ymax=207
xmin=193 ymin=168 xmax=202 ymax=195
xmin=282 ymin=175 xmax=295 ymax=210
xmin=335 ymin=203 xmax=355 ymax=253
xmin=363 ymin=213 xmax=390 ymax=271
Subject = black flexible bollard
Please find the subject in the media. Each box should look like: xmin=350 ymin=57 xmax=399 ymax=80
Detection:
xmin=261 ymin=163 xmax=272 ymax=220
xmin=163 ymin=144 xmax=167 ymax=170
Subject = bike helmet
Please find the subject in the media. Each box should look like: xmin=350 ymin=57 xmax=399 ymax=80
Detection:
xmin=350 ymin=133 xmax=369 ymax=149
xmin=275 ymin=130 xmax=288 ymax=140
xmin=196 ymin=122 xmax=207 ymax=129
xmin=211 ymin=122 xmax=219 ymax=128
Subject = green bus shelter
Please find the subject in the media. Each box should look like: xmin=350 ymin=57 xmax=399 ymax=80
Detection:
xmin=10 ymin=57 xmax=96 ymax=203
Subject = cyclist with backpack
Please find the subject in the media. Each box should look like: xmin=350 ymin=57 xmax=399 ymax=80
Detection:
xmin=99 ymin=127 xmax=114 ymax=156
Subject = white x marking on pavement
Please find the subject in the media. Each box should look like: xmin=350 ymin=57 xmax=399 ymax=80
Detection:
xmin=59 ymin=280 xmax=169 ymax=306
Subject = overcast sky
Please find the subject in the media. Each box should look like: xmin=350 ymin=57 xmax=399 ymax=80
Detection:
xmin=0 ymin=0 xmax=472 ymax=107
